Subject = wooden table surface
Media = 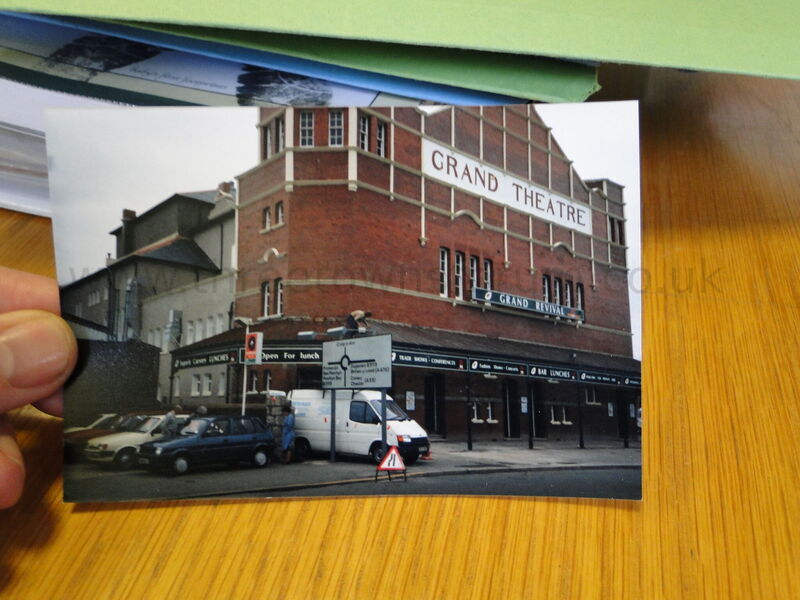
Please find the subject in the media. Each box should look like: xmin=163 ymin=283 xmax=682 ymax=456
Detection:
xmin=1 ymin=66 xmax=798 ymax=599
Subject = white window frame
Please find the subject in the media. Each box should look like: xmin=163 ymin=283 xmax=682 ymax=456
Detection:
xmin=358 ymin=115 xmax=370 ymax=151
xmin=275 ymin=279 xmax=284 ymax=315
xmin=196 ymin=319 xmax=204 ymax=341
xmin=300 ymin=111 xmax=314 ymax=147
xmin=264 ymin=126 xmax=273 ymax=159
xmin=454 ymin=252 xmax=465 ymax=300
xmin=202 ymin=373 xmax=213 ymax=396
xmin=576 ymin=283 xmax=585 ymax=312
xmin=542 ymin=275 xmax=551 ymax=303
xmin=376 ymin=122 xmax=387 ymax=157
xmin=261 ymin=282 xmax=271 ymax=317
xmin=328 ymin=110 xmax=343 ymax=146
xmin=191 ymin=374 xmax=201 ymax=397
xmin=187 ymin=321 xmax=195 ymax=345
xmin=483 ymin=259 xmax=493 ymax=291
xmin=263 ymin=206 xmax=271 ymax=230
xmin=469 ymin=256 xmax=479 ymax=298
xmin=218 ymin=371 xmax=227 ymax=396
xmin=276 ymin=202 xmax=284 ymax=225
xmin=216 ymin=314 xmax=225 ymax=335
xmin=553 ymin=277 xmax=562 ymax=305
xmin=277 ymin=118 xmax=285 ymax=151
xmin=564 ymin=280 xmax=573 ymax=307
xmin=206 ymin=317 xmax=214 ymax=338
xmin=439 ymin=248 xmax=449 ymax=297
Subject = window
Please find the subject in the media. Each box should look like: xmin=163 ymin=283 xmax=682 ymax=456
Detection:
xmin=483 ymin=259 xmax=493 ymax=291
xmin=358 ymin=115 xmax=370 ymax=150
xmin=328 ymin=110 xmax=343 ymax=146
xmin=576 ymin=283 xmax=585 ymax=313
xmin=196 ymin=319 xmax=204 ymax=341
xmin=350 ymin=400 xmax=377 ymax=424
xmin=564 ymin=280 xmax=573 ymax=307
xmin=277 ymin=118 xmax=285 ymax=151
xmin=249 ymin=370 xmax=259 ymax=392
xmin=542 ymin=275 xmax=551 ymax=303
xmin=207 ymin=317 xmax=214 ymax=338
xmin=261 ymin=282 xmax=271 ymax=317
xmin=191 ymin=374 xmax=201 ymax=396
xmin=553 ymin=277 xmax=562 ymax=305
xmin=608 ymin=216 xmax=625 ymax=245
xmin=439 ymin=248 xmax=449 ymax=297
xmin=262 ymin=369 xmax=272 ymax=390
xmin=263 ymin=125 xmax=273 ymax=159
xmin=262 ymin=207 xmax=271 ymax=230
xmin=275 ymin=278 xmax=284 ymax=314
xmin=203 ymin=373 xmax=213 ymax=396
xmin=160 ymin=328 xmax=168 ymax=352
xmin=216 ymin=314 xmax=225 ymax=335
xmin=300 ymin=111 xmax=314 ymax=146
xmin=173 ymin=376 xmax=180 ymax=398
xmin=206 ymin=419 xmax=230 ymax=437
xmin=376 ymin=122 xmax=387 ymax=157
xmin=276 ymin=202 xmax=284 ymax=225
xmin=454 ymin=252 xmax=465 ymax=300
xmin=187 ymin=321 xmax=195 ymax=345
xmin=218 ymin=371 xmax=227 ymax=396
xmin=469 ymin=256 xmax=479 ymax=297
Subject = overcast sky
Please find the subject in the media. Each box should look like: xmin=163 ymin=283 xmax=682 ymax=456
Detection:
xmin=46 ymin=106 xmax=259 ymax=284
xmin=46 ymin=102 xmax=640 ymax=360
xmin=537 ymin=101 xmax=641 ymax=360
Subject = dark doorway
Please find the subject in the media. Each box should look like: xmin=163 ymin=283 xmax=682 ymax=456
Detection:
xmin=531 ymin=380 xmax=547 ymax=438
xmin=503 ymin=379 xmax=520 ymax=438
xmin=424 ymin=373 xmax=446 ymax=435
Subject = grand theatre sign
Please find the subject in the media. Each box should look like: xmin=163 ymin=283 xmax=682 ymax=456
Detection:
xmin=421 ymin=139 xmax=593 ymax=235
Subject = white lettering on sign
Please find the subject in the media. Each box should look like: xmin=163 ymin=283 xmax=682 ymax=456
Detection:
xmin=422 ymin=139 xmax=592 ymax=235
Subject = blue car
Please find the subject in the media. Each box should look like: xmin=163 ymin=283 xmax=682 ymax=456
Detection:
xmin=138 ymin=415 xmax=275 ymax=475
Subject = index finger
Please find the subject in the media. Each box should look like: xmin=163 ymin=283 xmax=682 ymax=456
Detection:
xmin=0 ymin=266 xmax=60 ymax=314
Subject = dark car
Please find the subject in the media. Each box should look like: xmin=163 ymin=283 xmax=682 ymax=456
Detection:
xmin=137 ymin=415 xmax=275 ymax=475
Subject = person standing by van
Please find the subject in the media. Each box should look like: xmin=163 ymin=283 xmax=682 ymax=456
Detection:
xmin=281 ymin=405 xmax=295 ymax=464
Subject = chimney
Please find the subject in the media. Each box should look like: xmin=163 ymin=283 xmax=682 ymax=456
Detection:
xmin=215 ymin=181 xmax=235 ymax=201
xmin=120 ymin=209 xmax=136 ymax=256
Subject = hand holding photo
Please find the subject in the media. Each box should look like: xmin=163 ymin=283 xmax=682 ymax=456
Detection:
xmin=47 ymin=102 xmax=641 ymax=502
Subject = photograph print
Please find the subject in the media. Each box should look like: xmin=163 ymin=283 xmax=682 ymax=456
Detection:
xmin=47 ymin=101 xmax=642 ymax=502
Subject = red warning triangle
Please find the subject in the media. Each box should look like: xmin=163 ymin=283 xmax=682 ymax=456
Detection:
xmin=377 ymin=445 xmax=406 ymax=471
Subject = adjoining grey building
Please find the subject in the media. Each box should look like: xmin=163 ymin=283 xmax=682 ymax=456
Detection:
xmin=61 ymin=182 xmax=238 ymax=408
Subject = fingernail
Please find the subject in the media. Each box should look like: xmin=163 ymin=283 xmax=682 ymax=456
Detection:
xmin=0 ymin=315 xmax=73 ymax=389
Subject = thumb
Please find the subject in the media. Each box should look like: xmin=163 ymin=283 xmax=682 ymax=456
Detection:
xmin=0 ymin=310 xmax=77 ymax=413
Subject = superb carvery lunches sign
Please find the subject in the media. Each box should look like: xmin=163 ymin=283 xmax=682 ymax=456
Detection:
xmin=421 ymin=139 xmax=593 ymax=235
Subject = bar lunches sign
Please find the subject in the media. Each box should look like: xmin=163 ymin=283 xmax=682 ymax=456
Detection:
xmin=421 ymin=139 xmax=592 ymax=235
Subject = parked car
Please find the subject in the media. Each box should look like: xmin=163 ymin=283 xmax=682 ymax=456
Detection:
xmin=64 ymin=413 xmax=151 ymax=463
xmin=64 ymin=413 xmax=118 ymax=435
xmin=137 ymin=415 xmax=275 ymax=475
xmin=84 ymin=414 xmax=190 ymax=469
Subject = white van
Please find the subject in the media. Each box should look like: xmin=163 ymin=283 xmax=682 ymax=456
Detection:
xmin=288 ymin=389 xmax=429 ymax=464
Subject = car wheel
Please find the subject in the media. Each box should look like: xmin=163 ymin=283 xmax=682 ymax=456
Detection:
xmin=251 ymin=448 xmax=270 ymax=468
xmin=114 ymin=448 xmax=136 ymax=470
xmin=295 ymin=438 xmax=311 ymax=462
xmin=370 ymin=443 xmax=386 ymax=465
xmin=172 ymin=454 xmax=190 ymax=475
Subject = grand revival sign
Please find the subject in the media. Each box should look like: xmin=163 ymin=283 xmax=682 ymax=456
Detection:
xmin=473 ymin=287 xmax=584 ymax=321
xmin=421 ymin=139 xmax=593 ymax=235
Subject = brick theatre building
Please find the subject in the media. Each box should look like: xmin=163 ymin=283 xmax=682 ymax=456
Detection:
xmin=177 ymin=105 xmax=641 ymax=443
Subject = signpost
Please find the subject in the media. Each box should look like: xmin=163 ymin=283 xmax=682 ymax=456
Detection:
xmin=321 ymin=334 xmax=392 ymax=463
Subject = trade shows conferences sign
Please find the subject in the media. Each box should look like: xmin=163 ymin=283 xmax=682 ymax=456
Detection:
xmin=421 ymin=139 xmax=593 ymax=235
xmin=473 ymin=287 xmax=584 ymax=321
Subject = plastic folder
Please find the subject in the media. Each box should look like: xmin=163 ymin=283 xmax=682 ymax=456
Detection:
xmin=0 ymin=1 xmax=795 ymax=80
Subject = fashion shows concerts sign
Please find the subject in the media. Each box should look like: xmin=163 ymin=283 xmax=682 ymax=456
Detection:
xmin=421 ymin=139 xmax=593 ymax=235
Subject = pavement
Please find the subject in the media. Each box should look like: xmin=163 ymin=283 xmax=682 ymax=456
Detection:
xmin=183 ymin=437 xmax=642 ymax=499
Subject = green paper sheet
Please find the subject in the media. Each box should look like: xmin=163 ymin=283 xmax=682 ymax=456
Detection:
xmin=0 ymin=1 xmax=797 ymax=80
xmin=111 ymin=21 xmax=600 ymax=103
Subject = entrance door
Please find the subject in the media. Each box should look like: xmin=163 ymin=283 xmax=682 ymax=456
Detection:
xmin=424 ymin=373 xmax=445 ymax=435
xmin=503 ymin=379 xmax=520 ymax=438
